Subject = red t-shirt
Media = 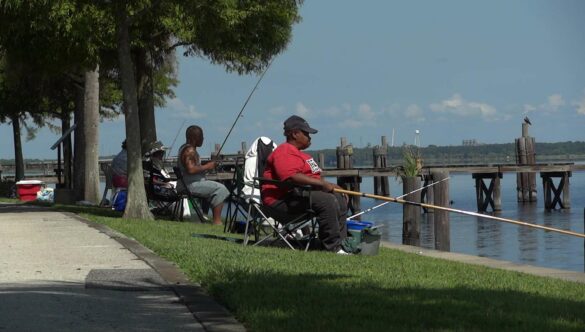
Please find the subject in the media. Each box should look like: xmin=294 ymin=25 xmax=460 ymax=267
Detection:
xmin=261 ymin=142 xmax=322 ymax=206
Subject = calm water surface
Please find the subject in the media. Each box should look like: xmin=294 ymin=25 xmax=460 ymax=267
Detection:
xmin=332 ymin=171 xmax=585 ymax=273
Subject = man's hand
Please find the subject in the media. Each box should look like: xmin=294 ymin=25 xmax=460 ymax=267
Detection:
xmin=203 ymin=161 xmax=217 ymax=170
xmin=321 ymin=181 xmax=341 ymax=193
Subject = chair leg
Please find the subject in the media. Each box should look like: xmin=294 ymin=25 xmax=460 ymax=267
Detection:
xmin=100 ymin=189 xmax=108 ymax=207
xmin=175 ymin=198 xmax=184 ymax=222
xmin=190 ymin=197 xmax=208 ymax=223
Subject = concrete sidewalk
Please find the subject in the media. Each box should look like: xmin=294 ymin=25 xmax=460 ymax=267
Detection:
xmin=0 ymin=203 xmax=245 ymax=332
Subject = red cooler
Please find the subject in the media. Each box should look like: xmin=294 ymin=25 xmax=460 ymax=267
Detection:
xmin=16 ymin=180 xmax=44 ymax=201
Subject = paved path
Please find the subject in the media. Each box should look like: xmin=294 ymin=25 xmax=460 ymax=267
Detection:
xmin=0 ymin=203 xmax=245 ymax=332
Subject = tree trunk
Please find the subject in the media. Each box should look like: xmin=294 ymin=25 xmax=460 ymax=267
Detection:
xmin=136 ymin=48 xmax=157 ymax=152
xmin=82 ymin=66 xmax=101 ymax=204
xmin=61 ymin=111 xmax=73 ymax=189
xmin=116 ymin=5 xmax=154 ymax=220
xmin=73 ymin=76 xmax=86 ymax=200
xmin=11 ymin=115 xmax=24 ymax=182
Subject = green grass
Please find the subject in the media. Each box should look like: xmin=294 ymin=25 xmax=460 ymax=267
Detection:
xmin=49 ymin=204 xmax=585 ymax=331
xmin=0 ymin=197 xmax=20 ymax=203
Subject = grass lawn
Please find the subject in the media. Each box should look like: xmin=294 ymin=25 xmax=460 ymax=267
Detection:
xmin=0 ymin=197 xmax=20 ymax=203
xmin=26 ymin=203 xmax=585 ymax=331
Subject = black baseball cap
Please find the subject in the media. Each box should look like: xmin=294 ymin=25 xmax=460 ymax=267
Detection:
xmin=283 ymin=115 xmax=318 ymax=134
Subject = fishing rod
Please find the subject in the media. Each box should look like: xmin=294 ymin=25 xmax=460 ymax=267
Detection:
xmin=347 ymin=177 xmax=450 ymax=220
xmin=335 ymin=188 xmax=585 ymax=239
xmin=166 ymin=119 xmax=187 ymax=161
xmin=215 ymin=59 xmax=274 ymax=158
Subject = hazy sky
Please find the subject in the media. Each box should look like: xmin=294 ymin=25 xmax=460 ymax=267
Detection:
xmin=1 ymin=0 xmax=584 ymax=159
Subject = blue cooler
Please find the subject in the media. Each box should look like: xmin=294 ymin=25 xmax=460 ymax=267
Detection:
xmin=346 ymin=220 xmax=382 ymax=255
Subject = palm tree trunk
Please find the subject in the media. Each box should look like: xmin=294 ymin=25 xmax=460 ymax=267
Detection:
xmin=73 ymin=76 xmax=86 ymax=200
xmin=116 ymin=3 xmax=153 ymax=220
xmin=61 ymin=111 xmax=72 ymax=189
xmin=136 ymin=48 xmax=157 ymax=151
xmin=83 ymin=66 xmax=101 ymax=204
xmin=11 ymin=115 xmax=24 ymax=182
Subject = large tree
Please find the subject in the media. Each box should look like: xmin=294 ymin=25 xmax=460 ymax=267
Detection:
xmin=2 ymin=0 xmax=303 ymax=218
xmin=0 ymin=1 xmax=110 ymax=201
xmin=108 ymin=0 xmax=303 ymax=218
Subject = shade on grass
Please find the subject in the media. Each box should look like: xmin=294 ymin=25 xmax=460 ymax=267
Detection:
xmin=52 ymin=204 xmax=585 ymax=331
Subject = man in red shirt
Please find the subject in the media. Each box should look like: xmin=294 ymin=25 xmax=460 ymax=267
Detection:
xmin=262 ymin=115 xmax=349 ymax=254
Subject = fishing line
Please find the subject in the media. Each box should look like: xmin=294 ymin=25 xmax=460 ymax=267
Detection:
xmin=215 ymin=59 xmax=274 ymax=158
xmin=336 ymin=187 xmax=585 ymax=239
xmin=347 ymin=177 xmax=450 ymax=220
xmin=166 ymin=119 xmax=187 ymax=161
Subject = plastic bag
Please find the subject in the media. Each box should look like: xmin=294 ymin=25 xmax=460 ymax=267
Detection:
xmin=36 ymin=188 xmax=54 ymax=203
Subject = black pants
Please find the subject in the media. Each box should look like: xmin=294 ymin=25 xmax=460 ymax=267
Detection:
xmin=271 ymin=191 xmax=348 ymax=251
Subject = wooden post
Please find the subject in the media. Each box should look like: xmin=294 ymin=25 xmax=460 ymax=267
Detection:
xmin=543 ymin=176 xmax=552 ymax=210
xmin=402 ymin=176 xmax=421 ymax=246
xmin=525 ymin=137 xmax=537 ymax=201
xmin=541 ymin=171 xmax=571 ymax=210
xmin=240 ymin=141 xmax=247 ymax=155
xmin=516 ymin=123 xmax=537 ymax=202
xmin=474 ymin=175 xmax=483 ymax=211
xmin=213 ymin=143 xmax=221 ymax=158
xmin=337 ymin=137 xmax=361 ymax=219
xmin=521 ymin=122 xmax=529 ymax=137
xmin=336 ymin=144 xmax=343 ymax=169
xmin=421 ymin=174 xmax=434 ymax=213
xmin=318 ymin=152 xmax=325 ymax=169
xmin=432 ymin=171 xmax=450 ymax=251
xmin=56 ymin=144 xmax=63 ymax=186
xmin=373 ymin=136 xmax=389 ymax=196
xmin=473 ymin=172 xmax=502 ymax=212
xmin=494 ymin=174 xmax=502 ymax=211
xmin=563 ymin=172 xmax=571 ymax=209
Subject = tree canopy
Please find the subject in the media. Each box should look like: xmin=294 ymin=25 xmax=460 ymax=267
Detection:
xmin=0 ymin=0 xmax=304 ymax=218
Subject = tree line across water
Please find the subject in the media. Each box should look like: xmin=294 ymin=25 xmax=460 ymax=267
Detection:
xmin=2 ymin=141 xmax=584 ymax=167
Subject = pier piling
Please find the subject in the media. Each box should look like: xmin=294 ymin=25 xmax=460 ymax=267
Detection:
xmin=432 ymin=171 xmax=450 ymax=251
xmin=336 ymin=137 xmax=362 ymax=219
xmin=402 ymin=176 xmax=421 ymax=246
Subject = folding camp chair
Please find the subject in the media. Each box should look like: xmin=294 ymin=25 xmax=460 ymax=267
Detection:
xmin=225 ymin=137 xmax=277 ymax=236
xmin=224 ymin=157 xmax=250 ymax=233
xmin=172 ymin=166 xmax=208 ymax=222
xmin=143 ymin=163 xmax=183 ymax=219
xmin=243 ymin=177 xmax=318 ymax=251
xmin=100 ymin=163 xmax=125 ymax=207
xmin=99 ymin=163 xmax=114 ymax=207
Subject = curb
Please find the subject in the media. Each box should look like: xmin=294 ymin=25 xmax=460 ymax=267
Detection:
xmin=380 ymin=240 xmax=585 ymax=284
xmin=64 ymin=212 xmax=246 ymax=332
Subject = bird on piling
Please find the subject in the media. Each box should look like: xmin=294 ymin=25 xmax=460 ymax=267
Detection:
xmin=524 ymin=116 xmax=532 ymax=125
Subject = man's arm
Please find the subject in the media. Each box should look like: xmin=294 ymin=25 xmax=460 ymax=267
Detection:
xmin=180 ymin=146 xmax=216 ymax=175
xmin=289 ymin=173 xmax=341 ymax=193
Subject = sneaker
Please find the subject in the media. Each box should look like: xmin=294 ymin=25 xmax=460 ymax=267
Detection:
xmin=336 ymin=248 xmax=351 ymax=255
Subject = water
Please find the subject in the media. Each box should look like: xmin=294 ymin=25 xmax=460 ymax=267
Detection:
xmin=330 ymin=172 xmax=585 ymax=273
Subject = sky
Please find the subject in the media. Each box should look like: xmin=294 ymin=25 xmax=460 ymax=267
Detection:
xmin=1 ymin=0 xmax=585 ymax=160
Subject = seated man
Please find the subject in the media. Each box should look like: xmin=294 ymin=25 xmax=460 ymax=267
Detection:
xmin=176 ymin=125 xmax=229 ymax=225
xmin=111 ymin=140 xmax=128 ymax=188
xmin=261 ymin=115 xmax=350 ymax=254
